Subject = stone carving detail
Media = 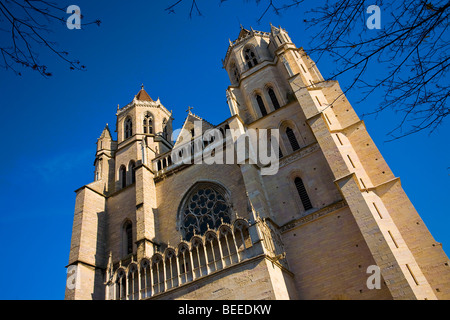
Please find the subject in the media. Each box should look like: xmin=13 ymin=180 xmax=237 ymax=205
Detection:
xmin=107 ymin=218 xmax=254 ymax=300
xmin=180 ymin=185 xmax=232 ymax=241
xmin=257 ymin=217 xmax=288 ymax=268
xmin=279 ymin=143 xmax=320 ymax=168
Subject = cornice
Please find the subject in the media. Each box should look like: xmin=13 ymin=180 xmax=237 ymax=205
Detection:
xmin=280 ymin=200 xmax=347 ymax=233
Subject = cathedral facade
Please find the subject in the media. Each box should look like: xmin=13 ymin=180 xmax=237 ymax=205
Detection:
xmin=65 ymin=25 xmax=450 ymax=300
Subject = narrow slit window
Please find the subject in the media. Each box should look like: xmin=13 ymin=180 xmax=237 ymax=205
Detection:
xmin=286 ymin=127 xmax=300 ymax=151
xmin=300 ymin=64 xmax=307 ymax=73
xmin=120 ymin=165 xmax=127 ymax=189
xmin=347 ymin=155 xmax=356 ymax=168
xmin=130 ymin=162 xmax=136 ymax=184
xmin=256 ymin=94 xmax=268 ymax=117
xmin=373 ymin=202 xmax=383 ymax=219
xmin=360 ymin=178 xmax=367 ymax=189
xmin=406 ymin=264 xmax=419 ymax=286
xmin=125 ymin=222 xmax=133 ymax=255
xmin=295 ymin=177 xmax=313 ymax=211
xmin=315 ymin=96 xmax=322 ymax=106
xmin=388 ymin=231 xmax=399 ymax=248
xmin=336 ymin=134 xmax=344 ymax=145
xmin=268 ymin=87 xmax=281 ymax=110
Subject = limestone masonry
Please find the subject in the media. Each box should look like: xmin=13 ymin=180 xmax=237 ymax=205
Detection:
xmin=65 ymin=25 xmax=450 ymax=300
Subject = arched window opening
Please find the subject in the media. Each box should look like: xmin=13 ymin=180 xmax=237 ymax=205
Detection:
xmin=178 ymin=245 xmax=193 ymax=284
xmin=140 ymin=260 xmax=151 ymax=299
xmin=127 ymin=265 xmax=139 ymax=300
xmin=120 ymin=165 xmax=127 ymax=188
xmin=179 ymin=184 xmax=231 ymax=241
xmin=234 ymin=221 xmax=251 ymax=252
xmin=205 ymin=232 xmax=222 ymax=272
xmin=219 ymin=227 xmax=238 ymax=266
xmin=152 ymin=257 xmax=164 ymax=294
xmin=286 ymin=127 xmax=300 ymax=151
xmin=143 ymin=113 xmax=153 ymax=134
xmin=157 ymin=160 xmax=162 ymax=171
xmin=165 ymin=250 xmax=178 ymax=289
xmin=124 ymin=221 xmax=133 ymax=255
xmin=230 ymin=62 xmax=240 ymax=83
xmin=95 ymin=159 xmax=102 ymax=181
xmin=244 ymin=48 xmax=258 ymax=69
xmin=124 ymin=118 xmax=133 ymax=139
xmin=115 ymin=270 xmax=126 ymax=300
xmin=268 ymin=87 xmax=281 ymax=110
xmin=191 ymin=239 xmax=207 ymax=278
xmin=129 ymin=161 xmax=136 ymax=184
xmin=256 ymin=94 xmax=267 ymax=117
xmin=162 ymin=118 xmax=168 ymax=139
xmin=294 ymin=177 xmax=313 ymax=211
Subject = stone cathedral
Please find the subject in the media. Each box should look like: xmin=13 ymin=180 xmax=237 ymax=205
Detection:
xmin=65 ymin=25 xmax=450 ymax=300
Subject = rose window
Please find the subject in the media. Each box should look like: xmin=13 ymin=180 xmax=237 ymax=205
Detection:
xmin=180 ymin=185 xmax=231 ymax=241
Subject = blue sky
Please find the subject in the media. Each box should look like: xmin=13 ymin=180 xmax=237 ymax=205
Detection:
xmin=0 ymin=1 xmax=448 ymax=300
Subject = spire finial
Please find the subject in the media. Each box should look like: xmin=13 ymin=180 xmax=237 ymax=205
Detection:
xmin=141 ymin=83 xmax=144 ymax=90
xmin=186 ymin=106 xmax=194 ymax=114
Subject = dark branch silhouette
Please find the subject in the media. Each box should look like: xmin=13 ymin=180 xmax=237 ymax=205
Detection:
xmin=166 ymin=0 xmax=450 ymax=140
xmin=0 ymin=0 xmax=101 ymax=77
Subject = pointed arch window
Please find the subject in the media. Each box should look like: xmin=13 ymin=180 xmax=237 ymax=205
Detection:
xmin=268 ymin=87 xmax=280 ymax=110
xmin=124 ymin=118 xmax=133 ymax=139
xmin=162 ymin=118 xmax=168 ymax=139
xmin=230 ymin=62 xmax=240 ymax=83
xmin=129 ymin=161 xmax=136 ymax=184
xmin=95 ymin=159 xmax=102 ymax=181
xmin=120 ymin=165 xmax=127 ymax=189
xmin=143 ymin=113 xmax=153 ymax=134
xmin=244 ymin=48 xmax=258 ymax=69
xmin=123 ymin=221 xmax=133 ymax=255
xmin=256 ymin=94 xmax=267 ymax=117
xmin=294 ymin=177 xmax=313 ymax=211
xmin=286 ymin=127 xmax=300 ymax=151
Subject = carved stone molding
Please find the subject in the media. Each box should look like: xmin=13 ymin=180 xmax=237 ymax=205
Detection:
xmin=280 ymin=200 xmax=347 ymax=233
xmin=279 ymin=142 xmax=320 ymax=168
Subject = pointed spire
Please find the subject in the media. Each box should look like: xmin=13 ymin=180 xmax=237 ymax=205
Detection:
xmin=99 ymin=123 xmax=112 ymax=140
xmin=135 ymin=84 xmax=153 ymax=101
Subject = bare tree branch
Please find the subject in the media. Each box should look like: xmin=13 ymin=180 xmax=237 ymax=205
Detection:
xmin=0 ymin=0 xmax=101 ymax=76
xmin=166 ymin=0 xmax=450 ymax=139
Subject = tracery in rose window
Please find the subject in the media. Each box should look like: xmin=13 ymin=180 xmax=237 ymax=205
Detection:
xmin=179 ymin=184 xmax=231 ymax=241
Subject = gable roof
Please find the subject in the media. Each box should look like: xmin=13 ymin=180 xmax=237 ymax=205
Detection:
xmin=173 ymin=111 xmax=214 ymax=148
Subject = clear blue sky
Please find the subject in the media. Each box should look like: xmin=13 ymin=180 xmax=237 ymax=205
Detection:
xmin=0 ymin=1 xmax=448 ymax=300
